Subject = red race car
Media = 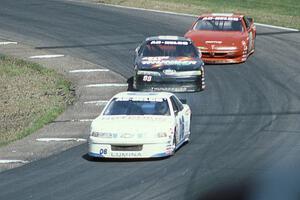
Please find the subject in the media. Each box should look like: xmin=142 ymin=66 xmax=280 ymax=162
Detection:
xmin=185 ymin=13 xmax=256 ymax=64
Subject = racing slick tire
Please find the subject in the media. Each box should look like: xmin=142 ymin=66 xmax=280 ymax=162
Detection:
xmin=172 ymin=128 xmax=178 ymax=155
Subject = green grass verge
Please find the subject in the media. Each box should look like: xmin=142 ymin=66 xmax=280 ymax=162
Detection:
xmin=0 ymin=56 xmax=74 ymax=146
xmin=98 ymin=0 xmax=300 ymax=29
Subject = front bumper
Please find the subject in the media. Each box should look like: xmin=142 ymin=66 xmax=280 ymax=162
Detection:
xmin=201 ymin=50 xmax=247 ymax=64
xmin=134 ymin=73 xmax=205 ymax=92
xmin=88 ymin=142 xmax=174 ymax=158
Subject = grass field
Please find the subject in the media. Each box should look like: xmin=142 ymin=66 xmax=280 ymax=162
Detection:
xmin=0 ymin=56 xmax=74 ymax=146
xmin=98 ymin=0 xmax=300 ymax=29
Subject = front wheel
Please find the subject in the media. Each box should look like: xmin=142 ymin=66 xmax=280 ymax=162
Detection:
xmin=172 ymin=129 xmax=177 ymax=154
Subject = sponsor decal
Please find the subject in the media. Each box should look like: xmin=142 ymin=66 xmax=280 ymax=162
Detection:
xmin=142 ymin=56 xmax=169 ymax=60
xmin=153 ymin=87 xmax=188 ymax=92
xmin=120 ymin=133 xmax=135 ymax=138
xmin=141 ymin=57 xmax=197 ymax=67
xmin=101 ymin=115 xmax=168 ymax=121
xmin=203 ymin=16 xmax=239 ymax=21
xmin=111 ymin=152 xmax=142 ymax=157
xmin=205 ymin=41 xmax=222 ymax=44
xmin=150 ymin=40 xmax=189 ymax=45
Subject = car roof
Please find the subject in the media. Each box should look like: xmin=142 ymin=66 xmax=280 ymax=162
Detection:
xmin=113 ymin=92 xmax=174 ymax=99
xmin=200 ymin=13 xmax=244 ymax=18
xmin=146 ymin=35 xmax=191 ymax=42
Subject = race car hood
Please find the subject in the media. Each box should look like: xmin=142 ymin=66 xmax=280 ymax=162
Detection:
xmin=185 ymin=30 xmax=246 ymax=48
xmin=91 ymin=115 xmax=174 ymax=137
xmin=136 ymin=56 xmax=203 ymax=71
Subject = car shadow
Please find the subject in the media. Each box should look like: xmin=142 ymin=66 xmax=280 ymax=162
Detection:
xmin=204 ymin=62 xmax=242 ymax=66
xmin=82 ymin=153 xmax=170 ymax=162
xmin=195 ymin=180 xmax=252 ymax=200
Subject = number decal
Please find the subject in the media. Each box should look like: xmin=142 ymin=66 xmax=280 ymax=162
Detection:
xmin=99 ymin=148 xmax=107 ymax=155
xmin=143 ymin=75 xmax=152 ymax=82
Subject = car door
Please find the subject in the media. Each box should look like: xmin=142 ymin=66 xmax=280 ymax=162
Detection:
xmin=173 ymin=96 xmax=190 ymax=136
xmin=170 ymin=96 xmax=185 ymax=144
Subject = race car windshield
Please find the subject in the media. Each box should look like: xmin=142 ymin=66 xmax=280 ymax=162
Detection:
xmin=103 ymin=99 xmax=171 ymax=116
xmin=194 ymin=17 xmax=243 ymax=31
xmin=142 ymin=41 xmax=198 ymax=57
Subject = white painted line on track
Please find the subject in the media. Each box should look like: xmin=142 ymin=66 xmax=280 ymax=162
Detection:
xmin=98 ymin=3 xmax=197 ymax=17
xmin=85 ymin=83 xmax=128 ymax=88
xmin=29 ymin=54 xmax=64 ymax=59
xmin=254 ymin=23 xmax=299 ymax=31
xmin=0 ymin=41 xmax=18 ymax=45
xmin=76 ymin=119 xmax=94 ymax=122
xmin=36 ymin=138 xmax=87 ymax=142
xmin=99 ymin=3 xmax=299 ymax=31
xmin=69 ymin=69 xmax=109 ymax=73
xmin=84 ymin=100 xmax=109 ymax=105
xmin=0 ymin=160 xmax=29 ymax=164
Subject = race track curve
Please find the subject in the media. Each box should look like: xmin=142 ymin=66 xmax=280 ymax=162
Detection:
xmin=0 ymin=0 xmax=300 ymax=199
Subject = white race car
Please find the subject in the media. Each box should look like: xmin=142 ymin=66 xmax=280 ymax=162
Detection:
xmin=88 ymin=92 xmax=191 ymax=158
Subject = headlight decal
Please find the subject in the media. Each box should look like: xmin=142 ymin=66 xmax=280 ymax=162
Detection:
xmin=157 ymin=132 xmax=168 ymax=138
xmin=91 ymin=132 xmax=113 ymax=138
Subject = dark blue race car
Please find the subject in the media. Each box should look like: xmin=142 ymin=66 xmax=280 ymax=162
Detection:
xmin=133 ymin=36 xmax=205 ymax=92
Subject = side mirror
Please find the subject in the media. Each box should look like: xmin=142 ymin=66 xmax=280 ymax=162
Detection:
xmin=179 ymin=98 xmax=187 ymax=104
xmin=198 ymin=49 xmax=202 ymax=58
xmin=247 ymin=17 xmax=253 ymax=24
xmin=174 ymin=109 xmax=179 ymax=115
xmin=135 ymin=46 xmax=140 ymax=55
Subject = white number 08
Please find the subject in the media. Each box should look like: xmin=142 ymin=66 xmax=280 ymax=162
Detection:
xmin=143 ymin=75 xmax=152 ymax=82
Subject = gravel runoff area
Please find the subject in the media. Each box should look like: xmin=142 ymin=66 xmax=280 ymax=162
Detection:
xmin=0 ymin=41 xmax=126 ymax=172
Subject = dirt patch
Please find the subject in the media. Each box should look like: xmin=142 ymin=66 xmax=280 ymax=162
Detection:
xmin=0 ymin=56 xmax=74 ymax=146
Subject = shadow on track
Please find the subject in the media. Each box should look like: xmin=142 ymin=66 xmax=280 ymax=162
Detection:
xmin=196 ymin=181 xmax=252 ymax=200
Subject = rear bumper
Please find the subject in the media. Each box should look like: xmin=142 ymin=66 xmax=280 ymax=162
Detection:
xmin=134 ymin=74 xmax=205 ymax=92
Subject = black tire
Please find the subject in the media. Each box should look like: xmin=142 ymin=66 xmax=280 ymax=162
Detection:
xmin=172 ymin=129 xmax=177 ymax=154
xmin=189 ymin=114 xmax=192 ymax=133
xmin=173 ymin=133 xmax=177 ymax=146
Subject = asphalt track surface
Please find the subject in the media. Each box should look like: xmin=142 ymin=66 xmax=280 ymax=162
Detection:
xmin=0 ymin=0 xmax=300 ymax=199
